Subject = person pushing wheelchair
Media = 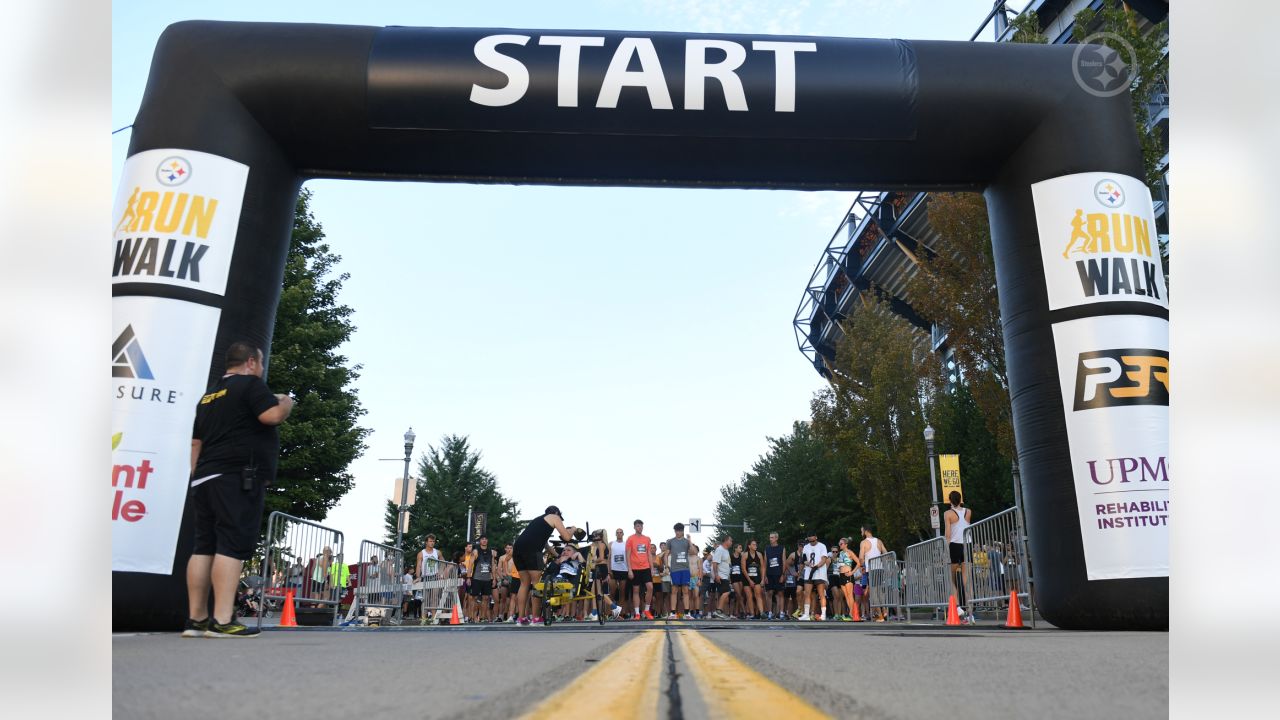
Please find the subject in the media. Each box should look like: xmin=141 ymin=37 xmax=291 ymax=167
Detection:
xmin=512 ymin=505 xmax=581 ymax=626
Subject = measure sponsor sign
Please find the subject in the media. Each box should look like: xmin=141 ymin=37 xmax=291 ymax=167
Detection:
xmin=112 ymin=149 xmax=248 ymax=297
xmin=111 ymin=296 xmax=222 ymax=574
xmin=1052 ymin=314 xmax=1169 ymax=580
xmin=1032 ymin=172 xmax=1167 ymax=311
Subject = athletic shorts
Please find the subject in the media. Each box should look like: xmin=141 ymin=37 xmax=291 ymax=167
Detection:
xmin=470 ymin=579 xmax=493 ymax=596
xmin=765 ymin=574 xmax=784 ymax=592
xmin=592 ymin=565 xmax=609 ymax=582
xmin=859 ymin=573 xmax=869 ymax=588
xmin=830 ymin=573 xmax=847 ymax=588
xmin=853 ymin=581 xmax=865 ymax=597
xmin=190 ymin=474 xmax=265 ymax=561
xmin=949 ymin=543 xmax=966 ymax=564
xmin=661 ymin=579 xmax=672 ymax=592
xmin=512 ymin=542 xmax=544 ymax=572
xmin=631 ymin=568 xmax=653 ymax=585
xmin=670 ymin=569 xmax=691 ymax=586
xmin=808 ymin=576 xmax=828 ymax=587
xmin=713 ymin=579 xmax=731 ymax=595
xmin=611 ymin=570 xmax=629 ymax=584
xmin=784 ymin=586 xmax=797 ymax=598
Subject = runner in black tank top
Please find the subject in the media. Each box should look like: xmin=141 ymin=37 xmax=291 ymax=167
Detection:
xmin=743 ymin=539 xmax=764 ymax=619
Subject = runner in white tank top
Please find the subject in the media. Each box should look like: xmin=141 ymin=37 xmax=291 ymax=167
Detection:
xmin=943 ymin=491 xmax=973 ymax=623
xmin=859 ymin=526 xmax=887 ymax=621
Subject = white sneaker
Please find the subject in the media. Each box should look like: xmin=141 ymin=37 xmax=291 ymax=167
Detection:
xmin=798 ymin=613 xmax=812 ymax=621
xmin=611 ymin=605 xmax=623 ymax=618
xmin=666 ymin=612 xmax=677 ymax=620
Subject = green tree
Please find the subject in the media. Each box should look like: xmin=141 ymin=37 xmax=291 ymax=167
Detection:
xmin=905 ymin=193 xmax=1014 ymax=462
xmin=714 ymin=421 xmax=869 ymax=549
xmin=385 ymin=434 xmax=522 ymax=559
xmin=1007 ymin=9 xmax=1048 ymax=44
xmin=929 ymin=384 xmax=1014 ymax=518
xmin=265 ymin=188 xmax=369 ymax=524
xmin=810 ymin=302 xmax=936 ymax=550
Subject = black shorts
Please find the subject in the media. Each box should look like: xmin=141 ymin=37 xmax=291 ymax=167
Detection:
xmin=593 ymin=565 xmax=609 ymax=582
xmin=611 ymin=570 xmax=629 ymax=584
xmin=190 ymin=474 xmax=265 ymax=561
xmin=784 ymin=586 xmax=797 ymax=598
xmin=831 ymin=573 xmax=847 ymax=588
xmin=713 ymin=579 xmax=731 ymax=595
xmin=949 ymin=542 xmax=966 ymax=564
xmin=765 ymin=575 xmax=784 ymax=592
xmin=631 ymin=568 xmax=653 ymax=585
xmin=513 ymin=542 xmax=544 ymax=572
xmin=745 ymin=573 xmax=760 ymax=587
xmin=470 ymin=579 xmax=493 ymax=596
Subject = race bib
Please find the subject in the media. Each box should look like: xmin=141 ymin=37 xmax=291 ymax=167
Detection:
xmin=769 ymin=556 xmax=780 ymax=568
xmin=677 ymin=551 xmax=687 ymax=564
xmin=748 ymin=567 xmax=759 ymax=577
xmin=613 ymin=553 xmax=624 ymax=564
xmin=638 ymin=544 xmax=648 ymax=554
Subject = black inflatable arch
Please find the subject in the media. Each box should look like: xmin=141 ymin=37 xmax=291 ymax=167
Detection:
xmin=115 ymin=22 xmax=1167 ymax=630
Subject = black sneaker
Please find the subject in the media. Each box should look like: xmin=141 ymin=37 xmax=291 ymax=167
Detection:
xmin=204 ymin=619 xmax=261 ymax=638
xmin=181 ymin=617 xmax=209 ymax=638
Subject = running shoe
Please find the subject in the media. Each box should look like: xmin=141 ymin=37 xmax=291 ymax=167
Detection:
xmin=798 ymin=613 xmax=811 ymax=621
xmin=181 ymin=617 xmax=209 ymax=638
xmin=643 ymin=610 xmax=655 ymax=620
xmin=204 ymin=619 xmax=260 ymax=638
xmin=588 ymin=611 xmax=599 ymax=620
xmin=792 ymin=608 xmax=803 ymax=619
xmin=711 ymin=610 xmax=729 ymax=620
xmin=531 ymin=617 xmax=544 ymax=626
xmin=666 ymin=612 xmax=677 ymax=620
xmin=611 ymin=605 xmax=623 ymax=618
xmin=633 ymin=612 xmax=642 ymax=621
xmin=518 ymin=616 xmax=530 ymax=626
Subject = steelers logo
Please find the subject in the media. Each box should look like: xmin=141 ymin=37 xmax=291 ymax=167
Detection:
xmin=156 ymin=156 xmax=192 ymax=186
xmin=1093 ymin=179 xmax=1124 ymax=209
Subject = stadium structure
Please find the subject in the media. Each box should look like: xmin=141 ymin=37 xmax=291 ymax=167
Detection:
xmin=792 ymin=0 xmax=1169 ymax=381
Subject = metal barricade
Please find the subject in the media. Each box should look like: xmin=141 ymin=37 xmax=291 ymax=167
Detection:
xmin=865 ymin=551 xmax=902 ymax=619
xmin=345 ymin=540 xmax=404 ymax=626
xmin=903 ymin=536 xmax=951 ymax=621
xmin=964 ymin=506 xmax=1035 ymax=627
xmin=257 ymin=512 xmax=345 ymax=630
xmin=415 ymin=559 xmax=464 ymax=624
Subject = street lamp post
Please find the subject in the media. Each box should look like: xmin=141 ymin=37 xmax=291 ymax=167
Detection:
xmin=924 ymin=424 xmax=939 ymax=538
xmin=396 ymin=427 xmax=416 ymax=552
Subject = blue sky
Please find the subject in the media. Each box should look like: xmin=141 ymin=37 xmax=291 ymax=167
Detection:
xmin=112 ymin=1 xmax=1005 ymax=552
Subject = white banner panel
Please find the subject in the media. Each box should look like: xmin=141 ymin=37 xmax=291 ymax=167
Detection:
xmin=111 ymin=296 xmax=222 ymax=574
xmin=111 ymin=149 xmax=249 ymax=297
xmin=1052 ymin=314 xmax=1169 ymax=580
xmin=1032 ymin=172 xmax=1167 ymax=311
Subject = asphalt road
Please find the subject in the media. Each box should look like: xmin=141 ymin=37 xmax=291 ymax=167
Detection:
xmin=112 ymin=621 xmax=1168 ymax=719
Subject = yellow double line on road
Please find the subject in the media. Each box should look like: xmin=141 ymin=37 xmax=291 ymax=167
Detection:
xmin=521 ymin=627 xmax=828 ymax=719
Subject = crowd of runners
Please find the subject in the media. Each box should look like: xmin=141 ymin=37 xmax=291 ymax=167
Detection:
xmin=402 ymin=517 xmax=903 ymax=626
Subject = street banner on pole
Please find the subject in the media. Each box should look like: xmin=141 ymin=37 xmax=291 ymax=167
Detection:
xmin=471 ymin=511 xmax=488 ymax=540
xmin=392 ymin=476 xmax=417 ymax=506
xmin=939 ymin=454 xmax=963 ymax=503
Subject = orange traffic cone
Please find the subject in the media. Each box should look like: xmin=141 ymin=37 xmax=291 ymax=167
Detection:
xmin=945 ymin=595 xmax=961 ymax=626
xmin=850 ymin=598 xmax=862 ymax=622
xmin=280 ymin=589 xmax=298 ymax=627
xmin=1004 ymin=590 xmax=1025 ymax=628
xmin=449 ymin=602 xmax=461 ymax=625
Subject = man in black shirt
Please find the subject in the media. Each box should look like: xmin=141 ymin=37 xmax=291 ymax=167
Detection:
xmin=185 ymin=342 xmax=293 ymax=638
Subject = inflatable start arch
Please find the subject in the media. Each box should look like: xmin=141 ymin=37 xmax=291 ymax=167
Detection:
xmin=113 ymin=22 xmax=1168 ymax=630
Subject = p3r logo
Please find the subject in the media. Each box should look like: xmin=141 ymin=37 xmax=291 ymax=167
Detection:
xmin=1073 ymin=348 xmax=1169 ymax=411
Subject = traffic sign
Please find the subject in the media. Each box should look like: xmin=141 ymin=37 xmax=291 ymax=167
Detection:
xmin=929 ymin=505 xmax=940 ymax=530
xmin=688 ymin=518 xmax=701 ymax=533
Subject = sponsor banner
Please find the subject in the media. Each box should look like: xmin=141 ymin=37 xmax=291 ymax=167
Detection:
xmin=1052 ymin=314 xmax=1169 ymax=580
xmin=112 ymin=296 xmax=221 ymax=574
xmin=112 ymin=149 xmax=249 ymax=297
xmin=1032 ymin=172 xmax=1167 ymax=311
xmin=938 ymin=454 xmax=963 ymax=503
